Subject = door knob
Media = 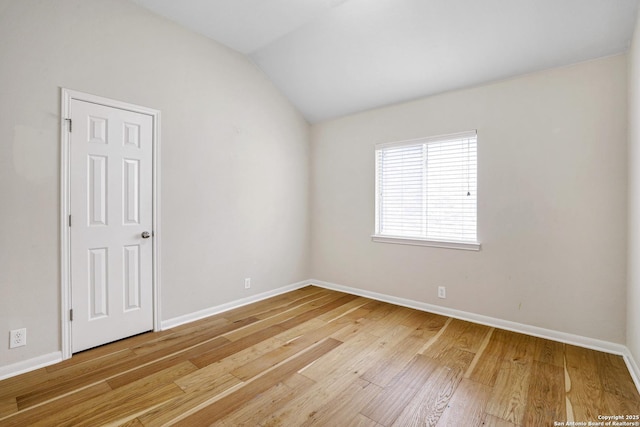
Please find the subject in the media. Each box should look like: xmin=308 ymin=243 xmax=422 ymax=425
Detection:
xmin=141 ymin=231 xmax=151 ymax=239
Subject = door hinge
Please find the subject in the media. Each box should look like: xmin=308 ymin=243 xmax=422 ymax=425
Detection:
xmin=65 ymin=118 xmax=72 ymax=132
xmin=68 ymin=215 xmax=72 ymax=227
xmin=70 ymin=309 xmax=74 ymax=321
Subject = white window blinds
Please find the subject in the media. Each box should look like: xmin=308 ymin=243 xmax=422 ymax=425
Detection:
xmin=375 ymin=131 xmax=478 ymax=248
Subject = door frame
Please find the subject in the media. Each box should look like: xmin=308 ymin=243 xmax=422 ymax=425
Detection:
xmin=60 ymin=88 xmax=161 ymax=360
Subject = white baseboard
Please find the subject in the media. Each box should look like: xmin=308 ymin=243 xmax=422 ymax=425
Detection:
xmin=622 ymin=348 xmax=640 ymax=394
xmin=161 ymin=280 xmax=310 ymax=330
xmin=0 ymin=351 xmax=62 ymax=381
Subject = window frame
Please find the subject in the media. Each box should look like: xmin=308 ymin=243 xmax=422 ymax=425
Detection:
xmin=372 ymin=130 xmax=481 ymax=251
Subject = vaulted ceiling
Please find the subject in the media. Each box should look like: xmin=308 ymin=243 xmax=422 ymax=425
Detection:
xmin=131 ymin=0 xmax=639 ymax=123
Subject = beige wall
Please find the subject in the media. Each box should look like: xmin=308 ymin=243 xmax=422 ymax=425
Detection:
xmin=0 ymin=0 xmax=310 ymax=366
xmin=311 ymin=55 xmax=628 ymax=343
xmin=628 ymin=8 xmax=640 ymax=366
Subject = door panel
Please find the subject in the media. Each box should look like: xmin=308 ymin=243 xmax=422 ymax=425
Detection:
xmin=88 ymin=155 xmax=107 ymax=226
xmin=123 ymin=159 xmax=140 ymax=225
xmin=88 ymin=248 xmax=108 ymax=319
xmin=70 ymin=99 xmax=153 ymax=353
xmin=123 ymin=244 xmax=141 ymax=311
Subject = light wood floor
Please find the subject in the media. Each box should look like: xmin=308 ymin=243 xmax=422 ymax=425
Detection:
xmin=1 ymin=286 xmax=638 ymax=426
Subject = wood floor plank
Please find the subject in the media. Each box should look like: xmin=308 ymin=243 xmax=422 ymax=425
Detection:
xmin=602 ymin=390 xmax=640 ymax=415
xmin=360 ymin=354 xmax=439 ymax=425
xmin=118 ymin=418 xmax=145 ymax=427
xmin=523 ymin=361 xmax=565 ymax=426
xmin=0 ymin=397 xmax=17 ymax=419
xmin=189 ymin=324 xmax=286 ymax=368
xmin=276 ymin=294 xmax=360 ymax=330
xmin=421 ymin=318 xmax=488 ymax=360
xmin=45 ymin=330 xmax=173 ymax=373
xmin=0 ymin=369 xmax=52 ymax=403
xmin=362 ymin=313 xmax=447 ymax=394
xmin=434 ymin=346 xmax=476 ymax=372
xmin=58 ymin=349 xmax=140 ymax=377
xmin=130 ymin=317 xmax=230 ymax=355
xmin=300 ymin=378 xmax=383 ymax=426
xmin=250 ymin=287 xmax=334 ymax=320
xmin=189 ymin=295 xmax=359 ymax=370
xmin=482 ymin=414 xmax=519 ymax=427
xmin=485 ymin=359 xmax=532 ymax=425
xmin=449 ymin=321 xmax=492 ymax=354
xmin=299 ymin=326 xmax=397 ymax=382
xmin=106 ymin=336 xmax=228 ymax=389
xmin=334 ymin=300 xmax=383 ymax=324
xmin=328 ymin=300 xmax=424 ymax=343
xmin=365 ymin=306 xmax=433 ymax=337
xmin=329 ymin=315 xmax=379 ymax=343
xmin=596 ymin=351 xmax=640 ymax=401
xmin=359 ymin=325 xmax=430 ymax=387
xmin=348 ymin=414 xmax=386 ymax=427
xmin=500 ymin=330 xmax=538 ymax=365
xmin=391 ymin=350 xmax=473 ymax=427
xmin=28 ymin=361 xmax=193 ymax=427
xmin=353 ymin=300 xmax=400 ymax=323
xmin=216 ymin=373 xmax=316 ymax=426
xmin=15 ymin=315 xmax=254 ymax=409
xmin=390 ymin=365 xmax=460 ymax=426
xmin=240 ymin=289 xmax=340 ymax=322
xmin=0 ymin=349 xmax=131 ymax=403
xmin=15 ymin=349 xmax=138 ymax=410
xmin=533 ymin=337 xmax=564 ymax=367
xmin=565 ymin=344 xmax=605 ymax=421
xmin=468 ymin=354 xmax=503 ymax=388
xmin=172 ymin=338 xmax=343 ymax=426
xmin=222 ymin=295 xmax=344 ymax=342
xmin=173 ymin=337 xmax=281 ymax=393
xmin=261 ymin=363 xmax=368 ymax=425
xmin=418 ymin=311 xmax=450 ymax=332
xmin=261 ymin=328 xmax=399 ymax=426
xmin=467 ymin=328 xmax=531 ymax=387
xmin=484 ymin=329 xmax=522 ymax=358
xmin=435 ymin=378 xmax=491 ymax=427
xmin=16 ymin=334 xmax=222 ymax=410
xmin=223 ymin=308 xmax=311 ymax=342
xmin=0 ymin=286 xmax=637 ymax=427
xmin=464 ymin=328 xmax=494 ymax=378
xmin=36 ymin=383 xmax=183 ymax=427
xmin=1 ymin=382 xmax=113 ymax=427
xmin=136 ymin=373 xmax=242 ymax=426
xmin=316 ymin=296 xmax=371 ymax=322
xmin=221 ymin=287 xmax=332 ymax=322
xmin=139 ymin=317 xmax=256 ymax=360
xmin=230 ymin=319 xmax=344 ymax=381
xmin=269 ymin=318 xmax=331 ymax=344
xmin=304 ymin=330 xmax=381 ymax=378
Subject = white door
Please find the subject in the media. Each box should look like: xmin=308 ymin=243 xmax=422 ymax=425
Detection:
xmin=69 ymin=99 xmax=153 ymax=353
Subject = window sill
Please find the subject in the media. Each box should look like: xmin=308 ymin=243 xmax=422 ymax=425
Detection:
xmin=371 ymin=235 xmax=481 ymax=251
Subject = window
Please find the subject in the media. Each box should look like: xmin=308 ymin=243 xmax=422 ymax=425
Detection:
xmin=373 ymin=130 xmax=480 ymax=250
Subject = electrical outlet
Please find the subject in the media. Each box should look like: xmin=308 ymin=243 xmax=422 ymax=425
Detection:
xmin=437 ymin=286 xmax=446 ymax=299
xmin=244 ymin=278 xmax=251 ymax=289
xmin=9 ymin=328 xmax=26 ymax=349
